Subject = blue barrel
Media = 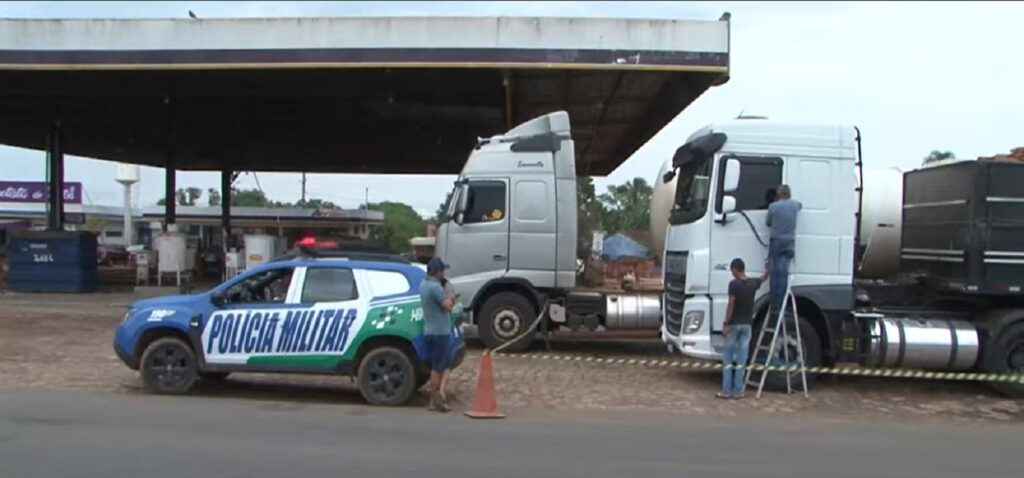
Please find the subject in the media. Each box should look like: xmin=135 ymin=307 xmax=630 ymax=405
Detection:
xmin=6 ymin=230 xmax=99 ymax=293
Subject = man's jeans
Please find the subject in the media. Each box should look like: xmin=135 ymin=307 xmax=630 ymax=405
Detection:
xmin=769 ymin=238 xmax=795 ymax=313
xmin=721 ymin=324 xmax=752 ymax=396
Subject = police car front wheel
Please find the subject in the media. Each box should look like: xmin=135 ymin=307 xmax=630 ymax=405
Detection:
xmin=358 ymin=347 xmax=417 ymax=406
xmin=140 ymin=337 xmax=198 ymax=395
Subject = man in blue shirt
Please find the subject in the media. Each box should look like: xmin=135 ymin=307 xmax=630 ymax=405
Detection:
xmin=420 ymin=257 xmax=456 ymax=412
xmin=765 ymin=184 xmax=802 ymax=315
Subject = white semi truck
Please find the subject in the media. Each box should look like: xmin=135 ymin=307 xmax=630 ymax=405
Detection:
xmin=435 ymin=112 xmax=662 ymax=352
xmin=658 ymin=118 xmax=1024 ymax=396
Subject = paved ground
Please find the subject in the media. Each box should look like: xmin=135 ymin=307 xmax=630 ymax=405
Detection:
xmin=1 ymin=292 xmax=1023 ymax=424
xmin=1 ymin=388 xmax=1021 ymax=478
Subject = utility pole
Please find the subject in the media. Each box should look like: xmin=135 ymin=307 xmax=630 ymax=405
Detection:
xmin=364 ymin=187 xmax=369 ymax=210
xmin=301 ymin=172 xmax=307 ymax=203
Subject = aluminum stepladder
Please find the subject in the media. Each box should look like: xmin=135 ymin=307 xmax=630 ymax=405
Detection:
xmin=743 ymin=274 xmax=809 ymax=399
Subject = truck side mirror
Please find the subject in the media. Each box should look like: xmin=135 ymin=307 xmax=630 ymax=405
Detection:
xmin=723 ymin=158 xmax=741 ymax=193
xmin=453 ymin=183 xmax=469 ymax=225
xmin=721 ymin=195 xmax=737 ymax=214
xmin=716 ymin=195 xmax=737 ymax=225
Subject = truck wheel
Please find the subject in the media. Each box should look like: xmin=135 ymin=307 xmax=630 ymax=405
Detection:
xmin=752 ymin=315 xmax=822 ymax=392
xmin=358 ymin=346 xmax=417 ymax=406
xmin=982 ymin=322 xmax=1024 ymax=398
xmin=478 ymin=292 xmax=536 ymax=353
xmin=140 ymin=337 xmax=198 ymax=395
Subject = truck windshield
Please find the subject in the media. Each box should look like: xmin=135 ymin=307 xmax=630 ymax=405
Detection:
xmin=669 ymin=156 xmax=713 ymax=225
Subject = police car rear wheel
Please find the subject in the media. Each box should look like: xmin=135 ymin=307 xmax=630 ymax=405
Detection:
xmin=358 ymin=347 xmax=416 ymax=406
xmin=140 ymin=337 xmax=198 ymax=395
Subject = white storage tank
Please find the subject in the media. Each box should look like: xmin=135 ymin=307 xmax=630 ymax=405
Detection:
xmin=650 ymin=158 xmax=676 ymax=260
xmin=858 ymin=167 xmax=904 ymax=279
xmin=155 ymin=232 xmax=187 ymax=273
xmin=115 ymin=163 xmax=140 ymax=184
xmin=244 ymin=234 xmax=276 ymax=269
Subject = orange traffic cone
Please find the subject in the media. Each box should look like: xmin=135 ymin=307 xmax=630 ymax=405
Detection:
xmin=464 ymin=350 xmax=506 ymax=419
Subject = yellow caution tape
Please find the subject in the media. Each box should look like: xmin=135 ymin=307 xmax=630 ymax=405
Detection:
xmin=493 ymin=352 xmax=1024 ymax=384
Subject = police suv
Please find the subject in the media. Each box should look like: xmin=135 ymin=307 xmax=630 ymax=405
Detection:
xmin=114 ymin=243 xmax=465 ymax=406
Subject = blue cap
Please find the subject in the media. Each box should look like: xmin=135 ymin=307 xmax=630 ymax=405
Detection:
xmin=427 ymin=257 xmax=450 ymax=274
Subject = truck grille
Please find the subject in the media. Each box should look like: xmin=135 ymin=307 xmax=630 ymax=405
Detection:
xmin=664 ymin=273 xmax=685 ymax=335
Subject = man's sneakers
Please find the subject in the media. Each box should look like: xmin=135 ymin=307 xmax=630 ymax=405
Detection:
xmin=428 ymin=390 xmax=451 ymax=413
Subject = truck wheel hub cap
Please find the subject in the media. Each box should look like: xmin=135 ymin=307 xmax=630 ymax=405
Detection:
xmin=494 ymin=310 xmax=521 ymax=339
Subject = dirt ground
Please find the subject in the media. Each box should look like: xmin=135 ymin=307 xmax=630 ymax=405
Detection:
xmin=1 ymin=291 xmax=1022 ymax=424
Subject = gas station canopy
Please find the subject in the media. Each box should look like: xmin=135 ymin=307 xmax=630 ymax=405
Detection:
xmin=0 ymin=15 xmax=730 ymax=176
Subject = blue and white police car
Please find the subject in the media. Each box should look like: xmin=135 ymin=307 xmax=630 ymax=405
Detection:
xmin=114 ymin=243 xmax=465 ymax=406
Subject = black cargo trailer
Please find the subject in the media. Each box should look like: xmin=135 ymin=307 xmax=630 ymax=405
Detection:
xmin=901 ymin=160 xmax=1024 ymax=296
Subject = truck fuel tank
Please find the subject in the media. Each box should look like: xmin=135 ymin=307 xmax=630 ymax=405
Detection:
xmin=863 ymin=314 xmax=980 ymax=371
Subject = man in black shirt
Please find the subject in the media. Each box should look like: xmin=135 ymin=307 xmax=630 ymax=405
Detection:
xmin=719 ymin=258 xmax=770 ymax=399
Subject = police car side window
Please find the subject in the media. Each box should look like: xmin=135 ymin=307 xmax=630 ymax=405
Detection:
xmin=301 ymin=267 xmax=358 ymax=303
xmin=225 ymin=267 xmax=294 ymax=304
xmin=366 ymin=269 xmax=411 ymax=297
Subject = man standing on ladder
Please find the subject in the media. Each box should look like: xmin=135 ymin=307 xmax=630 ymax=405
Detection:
xmin=766 ymin=184 xmax=802 ymax=317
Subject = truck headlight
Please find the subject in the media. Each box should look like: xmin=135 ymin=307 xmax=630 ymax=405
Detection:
xmin=682 ymin=311 xmax=704 ymax=334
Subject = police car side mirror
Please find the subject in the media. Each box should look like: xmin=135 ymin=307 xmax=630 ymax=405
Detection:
xmin=210 ymin=290 xmax=227 ymax=307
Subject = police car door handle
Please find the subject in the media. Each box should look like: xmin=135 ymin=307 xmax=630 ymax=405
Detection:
xmin=492 ymin=254 xmax=506 ymax=261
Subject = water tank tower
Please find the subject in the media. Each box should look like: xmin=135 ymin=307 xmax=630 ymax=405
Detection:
xmin=115 ymin=163 xmax=140 ymax=246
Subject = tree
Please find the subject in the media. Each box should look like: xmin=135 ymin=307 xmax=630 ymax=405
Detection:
xmin=365 ymin=201 xmax=426 ymax=254
xmin=175 ymin=187 xmax=203 ymax=206
xmin=577 ymin=176 xmax=605 ymax=259
xmin=207 ymin=188 xmax=221 ymax=206
xmin=294 ymin=198 xmax=338 ymax=210
xmin=157 ymin=187 xmax=202 ymax=206
xmin=923 ymin=150 xmax=956 ymax=166
xmin=231 ymin=188 xmax=271 ymax=207
xmin=431 ymin=192 xmax=453 ymax=225
xmin=599 ymin=177 xmax=653 ymax=233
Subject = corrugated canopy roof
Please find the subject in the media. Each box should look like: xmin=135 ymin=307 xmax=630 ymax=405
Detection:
xmin=0 ymin=15 xmax=730 ymax=175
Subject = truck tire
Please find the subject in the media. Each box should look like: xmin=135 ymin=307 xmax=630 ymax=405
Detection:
xmin=140 ymin=337 xmax=198 ymax=395
xmin=358 ymin=346 xmax=417 ymax=406
xmin=982 ymin=322 xmax=1024 ymax=398
xmin=478 ymin=292 xmax=537 ymax=353
xmin=752 ymin=315 xmax=822 ymax=393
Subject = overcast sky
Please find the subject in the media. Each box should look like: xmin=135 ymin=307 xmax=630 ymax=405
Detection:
xmin=1 ymin=1 xmax=1021 ymax=216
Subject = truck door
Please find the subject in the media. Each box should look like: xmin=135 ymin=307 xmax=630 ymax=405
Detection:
xmin=708 ymin=155 xmax=783 ymax=330
xmin=445 ymin=178 xmax=511 ymax=290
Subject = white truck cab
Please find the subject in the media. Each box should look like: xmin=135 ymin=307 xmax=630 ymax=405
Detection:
xmin=436 ymin=111 xmax=663 ymax=353
xmin=661 ymin=120 xmax=859 ymax=361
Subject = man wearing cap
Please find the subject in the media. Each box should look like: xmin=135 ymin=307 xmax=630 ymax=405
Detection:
xmin=420 ymin=257 xmax=456 ymax=412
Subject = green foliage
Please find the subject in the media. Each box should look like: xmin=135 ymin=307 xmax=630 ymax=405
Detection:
xmin=294 ymin=198 xmax=339 ymax=210
xmin=365 ymin=201 xmax=427 ymax=253
xmin=923 ymin=150 xmax=956 ymax=165
xmin=207 ymin=188 xmax=221 ymax=206
xmin=157 ymin=187 xmax=203 ymax=206
xmin=432 ymin=191 xmax=453 ymax=225
xmin=598 ymin=177 xmax=652 ymax=233
xmin=230 ymin=188 xmax=271 ymax=207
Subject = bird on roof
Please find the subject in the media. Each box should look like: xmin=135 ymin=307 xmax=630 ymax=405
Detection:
xmin=188 ymin=10 xmax=198 ymax=19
